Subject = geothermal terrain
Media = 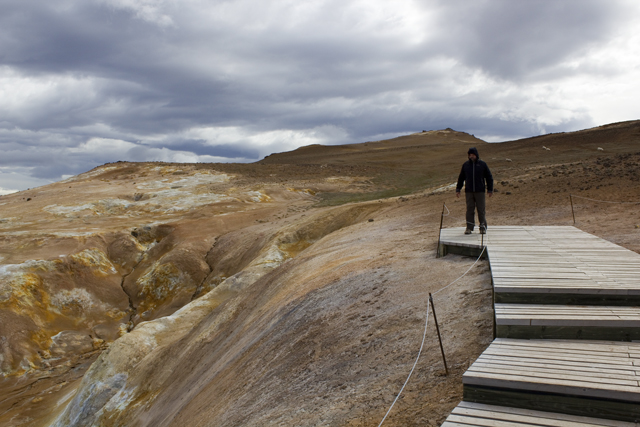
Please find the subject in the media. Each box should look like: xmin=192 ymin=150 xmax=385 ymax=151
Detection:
xmin=1 ymin=121 xmax=639 ymax=426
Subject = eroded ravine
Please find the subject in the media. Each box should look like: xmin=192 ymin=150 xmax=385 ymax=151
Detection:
xmin=49 ymin=201 xmax=392 ymax=427
xmin=0 ymin=193 xmax=384 ymax=426
xmin=0 ymin=162 xmax=330 ymax=425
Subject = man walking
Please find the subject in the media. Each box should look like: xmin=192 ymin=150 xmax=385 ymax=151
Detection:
xmin=456 ymin=147 xmax=493 ymax=234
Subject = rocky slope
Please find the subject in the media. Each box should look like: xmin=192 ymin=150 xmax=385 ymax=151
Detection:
xmin=1 ymin=122 xmax=639 ymax=426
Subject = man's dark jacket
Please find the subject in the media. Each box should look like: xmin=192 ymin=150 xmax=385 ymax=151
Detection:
xmin=456 ymin=147 xmax=494 ymax=193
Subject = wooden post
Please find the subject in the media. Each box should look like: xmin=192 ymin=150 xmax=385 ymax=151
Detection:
xmin=570 ymin=194 xmax=576 ymax=225
xmin=492 ymin=286 xmax=497 ymax=340
xmin=436 ymin=203 xmax=445 ymax=258
xmin=429 ymin=293 xmax=448 ymax=375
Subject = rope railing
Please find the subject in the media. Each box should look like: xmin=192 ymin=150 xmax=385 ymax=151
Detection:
xmin=434 ymin=246 xmax=486 ymax=297
xmin=377 ymin=304 xmax=430 ymax=427
xmin=378 ymin=241 xmax=487 ymax=426
xmin=569 ymin=194 xmax=640 ymax=223
xmin=570 ymin=194 xmax=640 ymax=205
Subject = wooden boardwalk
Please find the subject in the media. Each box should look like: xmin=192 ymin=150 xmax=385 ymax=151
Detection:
xmin=441 ymin=226 xmax=640 ymax=305
xmin=439 ymin=226 xmax=640 ymax=425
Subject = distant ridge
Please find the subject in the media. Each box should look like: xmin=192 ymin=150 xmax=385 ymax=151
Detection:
xmin=500 ymin=119 xmax=640 ymax=145
xmin=259 ymin=128 xmax=485 ymax=165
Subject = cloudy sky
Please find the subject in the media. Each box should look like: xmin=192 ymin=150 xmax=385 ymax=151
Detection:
xmin=1 ymin=0 xmax=639 ymax=193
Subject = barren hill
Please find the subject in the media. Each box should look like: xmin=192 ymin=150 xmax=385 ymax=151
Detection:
xmin=1 ymin=121 xmax=639 ymax=426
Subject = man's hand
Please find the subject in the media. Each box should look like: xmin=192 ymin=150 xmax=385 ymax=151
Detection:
xmin=456 ymin=192 xmax=460 ymax=198
xmin=488 ymin=192 xmax=493 ymax=198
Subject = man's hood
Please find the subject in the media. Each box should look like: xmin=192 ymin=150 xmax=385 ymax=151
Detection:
xmin=468 ymin=147 xmax=480 ymax=159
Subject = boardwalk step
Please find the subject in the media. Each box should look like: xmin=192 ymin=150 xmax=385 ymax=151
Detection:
xmin=495 ymin=304 xmax=640 ymax=340
xmin=462 ymin=339 xmax=640 ymax=423
xmin=442 ymin=401 xmax=638 ymax=427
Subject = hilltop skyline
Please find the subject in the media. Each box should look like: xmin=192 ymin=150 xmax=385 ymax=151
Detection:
xmin=1 ymin=0 xmax=640 ymax=193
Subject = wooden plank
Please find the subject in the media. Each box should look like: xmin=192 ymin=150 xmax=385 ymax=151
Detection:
xmin=463 ymin=385 xmax=640 ymax=423
xmin=495 ymin=325 xmax=640 ymax=341
xmin=491 ymin=268 xmax=586 ymax=273
xmin=493 ymin=293 xmax=640 ymax=305
xmin=477 ymin=342 xmax=638 ymax=365
xmin=494 ymin=304 xmax=640 ymax=328
xmin=473 ymin=359 xmax=640 ymax=381
xmin=492 ymin=274 xmax=593 ymax=279
xmin=480 ymin=349 xmax=636 ymax=364
xmin=498 ymin=317 xmax=640 ymax=325
xmin=492 ymin=281 xmax=638 ymax=288
xmin=495 ymin=306 xmax=640 ymax=313
xmin=481 ymin=352 xmax=637 ymax=365
xmin=491 ymin=338 xmax=636 ymax=353
xmin=463 ymin=371 xmax=640 ymax=402
xmin=492 ymin=309 xmax=636 ymax=317
xmin=445 ymin=412 xmax=630 ymax=427
xmin=496 ymin=304 xmax=640 ymax=310
xmin=452 ymin=402 xmax=638 ymax=427
xmin=445 ymin=413 xmax=583 ymax=426
xmin=466 ymin=364 xmax=638 ymax=385
xmin=493 ymin=285 xmax=640 ymax=291
xmin=478 ymin=349 xmax=637 ymax=366
xmin=466 ymin=360 xmax=639 ymax=384
xmin=479 ymin=347 xmax=639 ymax=364
xmin=492 ymin=337 xmax=634 ymax=345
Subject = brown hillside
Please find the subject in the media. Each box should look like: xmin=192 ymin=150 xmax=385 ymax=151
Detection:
xmin=0 ymin=121 xmax=639 ymax=426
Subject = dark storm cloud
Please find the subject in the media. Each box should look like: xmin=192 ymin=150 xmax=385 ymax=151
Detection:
xmin=0 ymin=0 xmax=638 ymax=191
xmin=169 ymin=141 xmax=260 ymax=159
xmin=432 ymin=0 xmax=627 ymax=81
xmin=2 ymin=2 xmax=127 ymax=74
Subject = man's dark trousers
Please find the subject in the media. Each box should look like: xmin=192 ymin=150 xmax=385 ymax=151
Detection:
xmin=465 ymin=192 xmax=486 ymax=231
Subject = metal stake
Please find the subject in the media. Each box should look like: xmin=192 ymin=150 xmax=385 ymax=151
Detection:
xmin=429 ymin=293 xmax=448 ymax=375
xmin=436 ymin=202 xmax=445 ymax=258
xmin=570 ymin=194 xmax=576 ymax=224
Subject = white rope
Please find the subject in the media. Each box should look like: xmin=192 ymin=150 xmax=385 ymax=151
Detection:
xmin=571 ymin=194 xmax=640 ymax=205
xmin=378 ymin=303 xmax=430 ymax=427
xmin=434 ymin=245 xmax=487 ymax=296
xmin=378 ymin=243 xmax=487 ymax=425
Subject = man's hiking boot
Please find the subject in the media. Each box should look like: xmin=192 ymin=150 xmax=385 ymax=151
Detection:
xmin=464 ymin=229 xmax=472 ymax=235
xmin=479 ymin=227 xmax=486 ymax=235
